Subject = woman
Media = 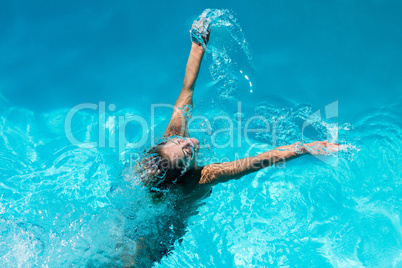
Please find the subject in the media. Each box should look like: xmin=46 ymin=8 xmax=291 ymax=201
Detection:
xmin=126 ymin=17 xmax=339 ymax=267
xmin=136 ymin=17 xmax=338 ymax=190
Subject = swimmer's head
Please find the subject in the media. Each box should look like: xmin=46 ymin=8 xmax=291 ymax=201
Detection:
xmin=138 ymin=137 xmax=199 ymax=187
xmin=159 ymin=137 xmax=199 ymax=170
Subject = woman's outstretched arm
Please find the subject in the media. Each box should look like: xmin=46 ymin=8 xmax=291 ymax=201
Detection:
xmin=163 ymin=43 xmax=205 ymax=138
xmin=198 ymin=141 xmax=339 ymax=185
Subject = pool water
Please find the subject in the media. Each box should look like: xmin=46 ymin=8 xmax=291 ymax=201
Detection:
xmin=1 ymin=2 xmax=402 ymax=267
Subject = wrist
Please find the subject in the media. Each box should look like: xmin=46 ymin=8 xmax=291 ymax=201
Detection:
xmin=293 ymin=142 xmax=307 ymax=155
xmin=191 ymin=43 xmax=205 ymax=54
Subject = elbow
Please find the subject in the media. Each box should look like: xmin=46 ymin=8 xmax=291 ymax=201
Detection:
xmin=182 ymin=82 xmax=195 ymax=91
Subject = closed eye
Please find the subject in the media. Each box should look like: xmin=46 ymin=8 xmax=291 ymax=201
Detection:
xmin=171 ymin=139 xmax=181 ymax=145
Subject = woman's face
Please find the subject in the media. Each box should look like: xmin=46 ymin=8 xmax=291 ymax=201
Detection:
xmin=160 ymin=137 xmax=199 ymax=170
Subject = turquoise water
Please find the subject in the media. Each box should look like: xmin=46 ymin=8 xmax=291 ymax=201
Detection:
xmin=1 ymin=1 xmax=402 ymax=267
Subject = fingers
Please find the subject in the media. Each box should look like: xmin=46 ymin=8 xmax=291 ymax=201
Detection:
xmin=191 ymin=16 xmax=211 ymax=45
xmin=304 ymin=140 xmax=341 ymax=155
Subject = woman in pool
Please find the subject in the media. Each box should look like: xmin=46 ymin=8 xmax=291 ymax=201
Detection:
xmin=137 ymin=19 xmax=338 ymax=190
xmin=126 ymin=17 xmax=339 ymax=267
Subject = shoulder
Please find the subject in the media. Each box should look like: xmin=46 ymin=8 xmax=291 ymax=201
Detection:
xmin=182 ymin=164 xmax=221 ymax=185
xmin=181 ymin=166 xmax=204 ymax=183
xmin=181 ymin=164 xmax=223 ymax=185
xmin=181 ymin=165 xmax=221 ymax=185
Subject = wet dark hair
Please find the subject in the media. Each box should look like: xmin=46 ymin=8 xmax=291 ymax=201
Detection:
xmin=136 ymin=142 xmax=185 ymax=191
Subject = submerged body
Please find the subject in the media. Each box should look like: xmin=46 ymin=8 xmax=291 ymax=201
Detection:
xmin=120 ymin=174 xmax=211 ymax=267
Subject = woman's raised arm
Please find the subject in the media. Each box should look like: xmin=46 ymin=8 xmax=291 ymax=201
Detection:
xmin=163 ymin=20 xmax=210 ymax=138
xmin=163 ymin=44 xmax=205 ymax=137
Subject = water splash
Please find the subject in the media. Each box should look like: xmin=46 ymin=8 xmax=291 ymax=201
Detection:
xmin=192 ymin=9 xmax=253 ymax=99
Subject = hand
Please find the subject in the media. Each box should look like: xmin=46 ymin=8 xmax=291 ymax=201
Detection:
xmin=303 ymin=140 xmax=340 ymax=155
xmin=190 ymin=17 xmax=211 ymax=49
